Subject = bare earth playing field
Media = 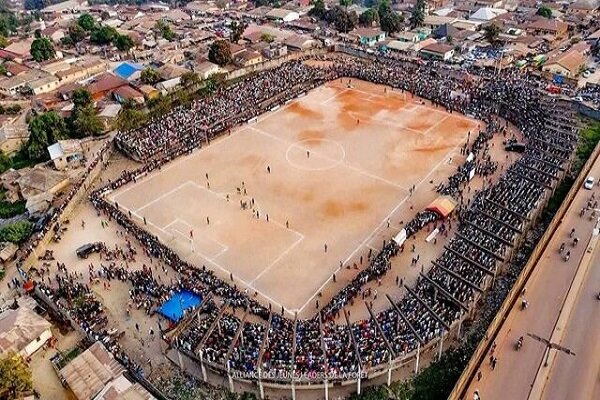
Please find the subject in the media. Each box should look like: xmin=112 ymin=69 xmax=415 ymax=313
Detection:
xmin=108 ymin=79 xmax=479 ymax=315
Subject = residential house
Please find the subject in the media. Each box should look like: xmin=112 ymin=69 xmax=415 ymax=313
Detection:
xmin=157 ymin=63 xmax=190 ymax=81
xmin=13 ymin=167 xmax=70 ymax=201
xmin=386 ymin=40 xmax=416 ymax=55
xmin=41 ymin=26 xmax=66 ymax=44
xmin=433 ymin=23 xmax=460 ymax=40
xmin=163 ymin=9 xmax=192 ymax=24
xmin=41 ymin=0 xmax=85 ymax=16
xmin=354 ymin=28 xmax=386 ymax=47
xmin=28 ymin=75 xmax=60 ymax=95
xmin=93 ymin=374 xmax=156 ymax=400
xmin=542 ymin=48 xmax=587 ymax=78
xmin=87 ymin=73 xmax=129 ymax=101
xmin=526 ymin=18 xmax=569 ymax=40
xmin=98 ymin=103 xmax=121 ymax=128
xmin=472 ymin=0 xmax=504 ymax=7
xmin=47 ymin=139 xmax=84 ymax=171
xmin=284 ymin=34 xmax=318 ymax=51
xmin=186 ymin=1 xmax=220 ymax=15
xmin=420 ymin=42 xmax=455 ymax=60
xmin=113 ymin=85 xmax=145 ymax=104
xmin=265 ymin=8 xmax=300 ymax=23
xmin=0 ymin=242 xmax=18 ymax=263
xmin=469 ymin=7 xmax=507 ymax=22
xmin=195 ymin=61 xmax=220 ymax=79
xmin=423 ymin=15 xmax=456 ymax=29
xmin=3 ymin=38 xmax=34 ymax=62
xmin=55 ymin=58 xmax=107 ymax=85
xmin=262 ymin=44 xmax=288 ymax=59
xmin=0 ymin=118 xmax=28 ymax=155
xmin=113 ymin=62 xmax=144 ymax=81
xmin=0 ymin=69 xmax=50 ymax=96
xmin=59 ymin=341 xmax=125 ymax=400
xmin=137 ymin=84 xmax=160 ymax=99
xmin=567 ymin=0 xmax=598 ymax=15
xmin=234 ymin=50 xmax=263 ymax=67
xmin=0 ymin=304 xmax=53 ymax=358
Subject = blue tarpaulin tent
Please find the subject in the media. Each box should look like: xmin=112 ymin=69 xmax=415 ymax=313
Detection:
xmin=159 ymin=291 xmax=202 ymax=322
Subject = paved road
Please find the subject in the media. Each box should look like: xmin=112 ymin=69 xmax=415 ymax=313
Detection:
xmin=465 ymin=158 xmax=600 ymax=400
xmin=540 ymin=231 xmax=600 ymax=400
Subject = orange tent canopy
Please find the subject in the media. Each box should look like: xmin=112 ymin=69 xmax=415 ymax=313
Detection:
xmin=426 ymin=196 xmax=457 ymax=218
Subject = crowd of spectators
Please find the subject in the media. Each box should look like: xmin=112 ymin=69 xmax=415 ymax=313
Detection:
xmin=31 ymin=53 xmax=580 ymax=385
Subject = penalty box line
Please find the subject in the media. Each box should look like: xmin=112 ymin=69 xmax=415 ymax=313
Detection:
xmin=126 ymin=207 xmax=298 ymax=315
xmin=123 ymin=181 xmax=307 ymax=313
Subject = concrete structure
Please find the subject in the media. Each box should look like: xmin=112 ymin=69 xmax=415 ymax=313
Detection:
xmin=354 ymin=28 xmax=386 ymax=47
xmin=420 ymin=42 xmax=455 ymax=60
xmin=265 ymin=8 xmax=300 ymax=23
xmin=59 ymin=341 xmax=126 ymax=400
xmin=526 ymin=18 xmax=569 ymax=39
xmin=47 ymin=139 xmax=85 ymax=171
xmin=11 ymin=167 xmax=70 ymax=201
xmin=469 ymin=7 xmax=507 ymax=22
xmin=92 ymin=374 xmax=156 ymax=400
xmin=0 ymin=305 xmax=53 ymax=358
xmin=543 ymin=49 xmax=587 ymax=78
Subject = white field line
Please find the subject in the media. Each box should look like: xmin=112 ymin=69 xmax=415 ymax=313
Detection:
xmin=128 ymin=207 xmax=296 ymax=314
xmin=249 ymin=233 xmax=305 ymax=285
xmin=250 ymin=126 xmax=409 ymax=191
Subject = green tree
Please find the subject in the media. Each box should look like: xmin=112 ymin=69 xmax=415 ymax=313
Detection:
xmin=0 ymin=220 xmax=34 ymax=243
xmin=0 ymin=11 xmax=18 ymax=36
xmin=114 ymin=34 xmax=134 ymax=51
xmin=339 ymin=0 xmax=352 ymax=6
xmin=141 ymin=66 xmax=161 ymax=84
xmin=0 ymin=353 xmax=33 ymax=396
xmin=90 ymin=26 xmax=117 ymax=45
xmin=483 ymin=23 xmax=501 ymax=45
xmin=72 ymin=105 xmax=103 ymax=137
xmin=6 ymin=104 xmax=21 ymax=114
xmin=0 ymin=149 xmax=10 ymax=173
xmin=0 ymin=33 xmax=7 ymax=48
xmin=380 ymin=10 xmax=402 ymax=34
xmin=78 ymin=13 xmax=96 ymax=31
xmin=24 ymin=0 xmax=44 ymax=10
xmin=115 ymin=101 xmax=147 ymax=132
xmin=359 ymin=8 xmax=379 ymax=26
xmin=30 ymin=37 xmax=55 ymax=62
xmin=26 ymin=111 xmax=68 ymax=160
xmin=230 ymin=20 xmax=246 ymax=43
xmin=309 ymin=0 xmax=326 ymax=19
xmin=155 ymin=20 xmax=175 ymax=41
xmin=410 ymin=0 xmax=426 ymax=28
xmin=536 ymin=6 xmax=552 ymax=18
xmin=327 ymin=6 xmax=357 ymax=33
xmin=60 ymin=36 xmax=74 ymax=47
xmin=72 ymin=88 xmax=93 ymax=110
xmin=260 ymin=32 xmax=275 ymax=43
xmin=208 ymin=40 xmax=232 ymax=66
xmin=180 ymin=71 xmax=200 ymax=88
xmin=68 ymin=23 xmax=86 ymax=43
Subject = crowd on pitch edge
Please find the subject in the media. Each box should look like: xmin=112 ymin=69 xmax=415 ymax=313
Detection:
xmin=34 ymin=53 xmax=579 ymax=383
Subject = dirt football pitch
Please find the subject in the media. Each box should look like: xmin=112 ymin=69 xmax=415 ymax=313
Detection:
xmin=108 ymin=78 xmax=479 ymax=316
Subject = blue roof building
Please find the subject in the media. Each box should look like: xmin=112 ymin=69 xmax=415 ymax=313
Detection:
xmin=113 ymin=62 xmax=144 ymax=81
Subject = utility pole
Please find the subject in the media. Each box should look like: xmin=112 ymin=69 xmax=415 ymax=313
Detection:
xmin=527 ymin=332 xmax=576 ymax=367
